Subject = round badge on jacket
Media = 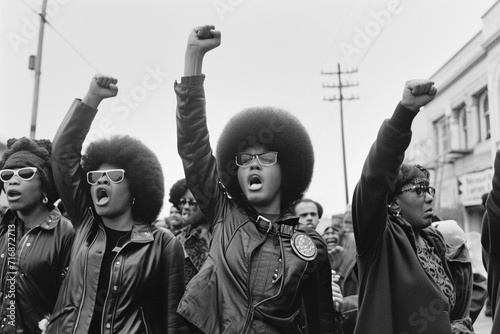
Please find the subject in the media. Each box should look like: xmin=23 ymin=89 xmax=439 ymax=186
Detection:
xmin=291 ymin=232 xmax=317 ymax=261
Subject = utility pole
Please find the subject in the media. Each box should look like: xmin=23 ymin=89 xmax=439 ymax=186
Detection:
xmin=29 ymin=0 xmax=48 ymax=139
xmin=322 ymin=63 xmax=359 ymax=205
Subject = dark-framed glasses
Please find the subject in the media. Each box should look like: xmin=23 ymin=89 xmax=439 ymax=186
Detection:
xmin=0 ymin=167 xmax=38 ymax=182
xmin=179 ymin=198 xmax=197 ymax=207
xmin=86 ymin=169 xmax=125 ymax=185
xmin=235 ymin=151 xmax=278 ymax=167
xmin=401 ymin=184 xmax=435 ymax=197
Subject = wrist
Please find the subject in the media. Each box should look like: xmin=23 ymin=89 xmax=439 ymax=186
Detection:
xmin=184 ymin=47 xmax=206 ymax=76
xmin=82 ymin=92 xmax=103 ymax=109
xmin=400 ymin=101 xmax=420 ymax=112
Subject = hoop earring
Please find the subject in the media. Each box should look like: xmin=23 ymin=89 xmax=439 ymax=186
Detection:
xmin=394 ymin=210 xmax=401 ymax=217
xmin=132 ymin=198 xmax=136 ymax=205
xmin=42 ymin=195 xmax=48 ymax=204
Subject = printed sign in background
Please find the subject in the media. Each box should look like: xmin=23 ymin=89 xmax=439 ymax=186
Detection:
xmin=457 ymin=168 xmax=493 ymax=206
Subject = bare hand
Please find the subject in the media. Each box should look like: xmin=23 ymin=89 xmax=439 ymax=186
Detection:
xmin=184 ymin=25 xmax=221 ymax=76
xmin=400 ymin=79 xmax=437 ymax=112
xmin=331 ymin=270 xmax=343 ymax=311
xmin=82 ymin=74 xmax=118 ymax=109
xmin=187 ymin=25 xmax=221 ymax=54
xmin=90 ymin=74 xmax=118 ymax=99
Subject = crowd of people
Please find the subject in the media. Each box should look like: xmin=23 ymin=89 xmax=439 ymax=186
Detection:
xmin=0 ymin=24 xmax=499 ymax=334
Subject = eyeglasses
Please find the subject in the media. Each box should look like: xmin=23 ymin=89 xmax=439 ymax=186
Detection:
xmin=235 ymin=151 xmax=278 ymax=167
xmin=401 ymin=184 xmax=436 ymax=197
xmin=179 ymin=198 xmax=197 ymax=207
xmin=0 ymin=167 xmax=38 ymax=182
xmin=86 ymin=169 xmax=125 ymax=185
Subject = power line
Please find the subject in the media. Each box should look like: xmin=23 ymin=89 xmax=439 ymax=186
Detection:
xmin=44 ymin=20 xmax=100 ymax=72
xmin=322 ymin=63 xmax=359 ymax=205
xmin=18 ymin=0 xmax=99 ymax=72
xmin=17 ymin=0 xmax=38 ymax=14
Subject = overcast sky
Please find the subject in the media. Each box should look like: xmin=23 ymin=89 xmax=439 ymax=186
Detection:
xmin=1 ymin=0 xmax=497 ymax=218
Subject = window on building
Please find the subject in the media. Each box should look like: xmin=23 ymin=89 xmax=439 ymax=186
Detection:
xmin=480 ymin=92 xmax=490 ymax=140
xmin=457 ymin=105 xmax=468 ymax=149
xmin=435 ymin=116 xmax=451 ymax=155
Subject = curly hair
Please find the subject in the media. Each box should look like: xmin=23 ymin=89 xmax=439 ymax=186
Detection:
xmin=215 ymin=106 xmax=314 ymax=210
xmin=0 ymin=137 xmax=57 ymax=206
xmin=168 ymin=178 xmax=188 ymax=210
xmin=81 ymin=135 xmax=164 ymax=224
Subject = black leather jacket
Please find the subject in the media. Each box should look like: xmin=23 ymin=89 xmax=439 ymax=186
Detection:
xmin=47 ymin=100 xmax=188 ymax=334
xmin=0 ymin=207 xmax=74 ymax=334
xmin=175 ymin=76 xmax=337 ymax=334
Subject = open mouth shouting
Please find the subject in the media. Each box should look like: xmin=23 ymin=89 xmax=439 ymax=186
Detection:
xmin=95 ymin=186 xmax=110 ymax=206
xmin=6 ymin=189 xmax=22 ymax=202
xmin=248 ymin=175 xmax=262 ymax=191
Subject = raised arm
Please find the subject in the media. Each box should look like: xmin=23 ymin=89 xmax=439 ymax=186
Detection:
xmin=184 ymin=25 xmax=221 ymax=76
xmin=52 ymin=74 xmax=118 ymax=226
xmin=352 ymin=80 xmax=436 ymax=255
xmin=175 ymin=26 xmax=224 ymax=223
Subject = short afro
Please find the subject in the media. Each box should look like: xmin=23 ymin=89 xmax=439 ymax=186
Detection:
xmin=168 ymin=178 xmax=188 ymax=210
xmin=81 ymin=135 xmax=164 ymax=224
xmin=295 ymin=198 xmax=324 ymax=219
xmin=216 ymin=106 xmax=314 ymax=210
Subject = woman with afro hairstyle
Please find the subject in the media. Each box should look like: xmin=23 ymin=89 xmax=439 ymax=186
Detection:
xmin=175 ymin=25 xmax=337 ymax=334
xmin=0 ymin=137 xmax=74 ymax=334
xmin=46 ymin=74 xmax=188 ymax=334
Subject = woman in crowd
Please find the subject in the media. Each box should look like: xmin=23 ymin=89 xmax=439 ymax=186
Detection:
xmin=168 ymin=178 xmax=211 ymax=285
xmin=352 ymin=79 xmax=474 ymax=333
xmin=0 ymin=137 xmax=74 ymax=333
xmin=46 ymin=74 xmax=187 ymax=333
xmin=174 ymin=25 xmax=337 ymax=333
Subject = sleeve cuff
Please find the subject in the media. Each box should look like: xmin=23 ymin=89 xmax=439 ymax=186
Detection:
xmin=387 ymin=102 xmax=418 ymax=132
xmin=179 ymin=75 xmax=205 ymax=85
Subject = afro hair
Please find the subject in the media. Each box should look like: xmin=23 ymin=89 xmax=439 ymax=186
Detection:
xmin=0 ymin=137 xmax=58 ymax=206
xmin=216 ymin=106 xmax=314 ymax=210
xmin=168 ymin=178 xmax=188 ymax=210
xmin=81 ymin=135 xmax=164 ymax=224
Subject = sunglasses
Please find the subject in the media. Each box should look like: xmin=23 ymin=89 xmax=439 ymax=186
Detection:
xmin=179 ymin=198 xmax=197 ymax=207
xmin=235 ymin=151 xmax=278 ymax=167
xmin=86 ymin=169 xmax=125 ymax=185
xmin=0 ymin=167 xmax=38 ymax=182
xmin=401 ymin=184 xmax=436 ymax=197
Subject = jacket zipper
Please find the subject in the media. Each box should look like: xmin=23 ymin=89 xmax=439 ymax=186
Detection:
xmin=242 ymin=229 xmax=286 ymax=333
xmin=72 ymin=230 xmax=99 ymax=334
xmin=100 ymin=240 xmax=130 ymax=333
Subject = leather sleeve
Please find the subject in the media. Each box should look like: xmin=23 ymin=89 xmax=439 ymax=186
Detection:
xmin=162 ymin=233 xmax=189 ymax=333
xmin=52 ymin=99 xmax=96 ymax=228
xmin=174 ymin=75 xmax=228 ymax=226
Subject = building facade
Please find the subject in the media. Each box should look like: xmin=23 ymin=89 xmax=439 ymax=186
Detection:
xmin=406 ymin=1 xmax=500 ymax=232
